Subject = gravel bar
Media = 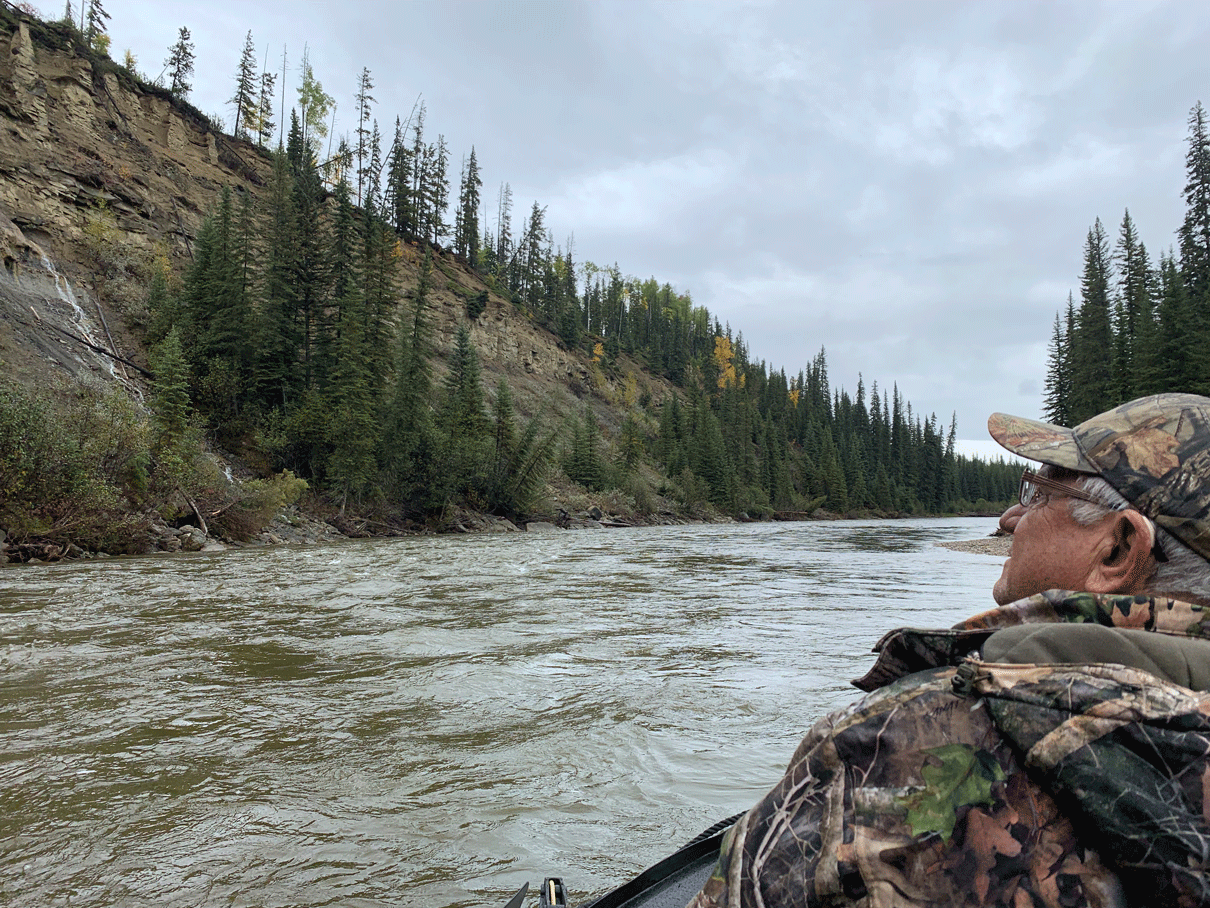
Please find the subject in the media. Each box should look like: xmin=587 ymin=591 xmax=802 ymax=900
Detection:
xmin=937 ymin=536 xmax=1012 ymax=557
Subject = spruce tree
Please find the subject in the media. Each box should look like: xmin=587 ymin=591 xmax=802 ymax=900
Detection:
xmin=230 ymin=31 xmax=258 ymax=139
xmin=1110 ymin=209 xmax=1153 ymax=401
xmin=495 ymin=181 xmax=513 ymax=278
xmin=483 ymin=381 xmax=557 ymax=518
xmin=1180 ymin=102 xmax=1210 ymax=390
xmin=286 ymin=116 xmax=330 ymax=391
xmin=322 ymin=165 xmax=361 ymax=384
xmin=84 ymin=0 xmax=109 ymax=47
xmin=354 ymin=67 xmax=375 ymax=207
xmin=520 ymin=202 xmax=548 ymax=309
xmin=617 ymin=413 xmax=644 ymax=472
xmin=385 ymin=251 xmax=436 ymax=510
xmin=1042 ymin=307 xmax=1071 ymax=424
xmin=149 ymin=326 xmax=191 ymax=447
xmin=254 ymin=144 xmax=302 ymax=409
xmin=455 ymin=147 xmax=483 ymax=266
xmin=360 ymin=205 xmax=397 ymax=391
xmin=437 ymin=322 xmax=488 ymax=502
xmin=426 ymin=135 xmax=451 ymax=244
xmin=384 ymin=117 xmax=414 ymax=237
xmin=255 ymin=59 xmax=277 ymax=148
xmin=409 ymin=104 xmax=428 ymax=238
xmin=566 ymin=406 xmax=605 ymax=492
xmin=1069 ymin=219 xmax=1114 ymax=423
xmin=1156 ymin=250 xmax=1196 ymax=392
xmin=164 ymin=26 xmax=195 ymax=99
xmin=323 ymin=177 xmax=376 ymax=513
xmin=1179 ymin=102 xmax=1210 ymax=306
xmin=818 ymin=432 xmax=848 ymax=513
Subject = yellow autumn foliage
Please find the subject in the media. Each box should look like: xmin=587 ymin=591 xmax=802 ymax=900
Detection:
xmin=714 ymin=335 xmax=737 ymax=389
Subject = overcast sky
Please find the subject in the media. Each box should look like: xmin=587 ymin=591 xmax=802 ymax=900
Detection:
xmin=91 ymin=0 xmax=1206 ymax=459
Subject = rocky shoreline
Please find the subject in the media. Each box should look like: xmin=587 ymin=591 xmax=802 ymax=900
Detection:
xmin=0 ymin=502 xmax=736 ymax=566
xmin=0 ymin=499 xmax=1009 ymax=567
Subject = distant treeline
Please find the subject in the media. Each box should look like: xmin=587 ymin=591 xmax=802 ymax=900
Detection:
xmin=1044 ymin=102 xmax=1210 ymax=425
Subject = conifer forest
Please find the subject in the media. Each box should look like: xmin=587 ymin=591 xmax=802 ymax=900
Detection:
xmin=0 ymin=6 xmax=1023 ymax=552
xmin=1043 ymin=102 xmax=1210 ymax=426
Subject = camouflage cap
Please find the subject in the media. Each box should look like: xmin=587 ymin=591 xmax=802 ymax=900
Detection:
xmin=988 ymin=393 xmax=1210 ymax=562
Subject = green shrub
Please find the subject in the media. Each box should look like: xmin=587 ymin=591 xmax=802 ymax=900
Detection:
xmin=209 ymin=469 xmax=308 ymax=541
xmin=0 ymin=382 xmax=139 ymax=547
xmin=467 ymin=290 xmax=489 ymax=319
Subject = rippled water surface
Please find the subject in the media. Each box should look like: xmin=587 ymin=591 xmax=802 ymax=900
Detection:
xmin=0 ymin=518 xmax=1004 ymax=907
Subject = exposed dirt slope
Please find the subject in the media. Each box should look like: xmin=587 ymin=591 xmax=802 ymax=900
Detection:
xmin=0 ymin=10 xmax=672 ymax=437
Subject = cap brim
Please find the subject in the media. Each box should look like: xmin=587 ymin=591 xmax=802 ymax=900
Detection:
xmin=987 ymin=412 xmax=1095 ymax=472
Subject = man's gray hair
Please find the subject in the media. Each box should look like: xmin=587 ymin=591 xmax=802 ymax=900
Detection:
xmin=1065 ymin=472 xmax=1210 ymax=602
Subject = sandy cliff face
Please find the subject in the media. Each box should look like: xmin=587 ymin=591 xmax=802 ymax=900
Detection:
xmin=0 ymin=14 xmax=270 ymax=390
xmin=0 ymin=19 xmax=266 ymax=269
xmin=0 ymin=11 xmax=669 ymax=432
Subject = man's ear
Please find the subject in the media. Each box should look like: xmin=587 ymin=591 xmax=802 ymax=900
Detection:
xmin=1085 ymin=510 xmax=1157 ymax=595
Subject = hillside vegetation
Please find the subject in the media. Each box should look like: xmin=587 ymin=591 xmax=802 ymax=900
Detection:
xmin=0 ymin=6 xmax=1019 ymax=563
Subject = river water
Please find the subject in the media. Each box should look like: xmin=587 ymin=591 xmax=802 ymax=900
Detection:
xmin=0 ymin=518 xmax=1005 ymax=908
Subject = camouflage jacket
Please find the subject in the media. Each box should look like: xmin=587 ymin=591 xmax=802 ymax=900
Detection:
xmin=687 ymin=591 xmax=1210 ymax=908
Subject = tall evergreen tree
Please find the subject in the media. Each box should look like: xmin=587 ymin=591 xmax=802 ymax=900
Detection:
xmin=495 ymin=181 xmax=513 ymax=278
xmin=384 ymin=250 xmax=436 ymax=509
xmin=1179 ymin=102 xmax=1210 ymax=391
xmin=230 ymin=31 xmax=258 ymax=140
xmin=255 ymin=53 xmax=277 ymax=148
xmin=483 ymin=381 xmax=557 ymax=518
xmin=1042 ymin=303 xmax=1073 ymax=424
xmin=1110 ymin=209 xmax=1153 ymax=401
xmin=254 ymin=142 xmax=302 ymax=409
xmin=437 ymin=322 xmax=488 ymax=501
xmin=408 ymin=104 xmax=429 ymax=237
xmin=322 ymin=163 xmax=361 ymax=383
xmin=1068 ymin=218 xmax=1114 ymax=423
xmin=354 ymin=67 xmax=375 ymax=207
xmin=164 ymin=26 xmax=195 ymax=99
xmin=425 ymin=134 xmax=451 ymax=244
xmin=1180 ymin=102 xmax=1210 ymax=306
xmin=363 ymin=121 xmax=383 ymax=214
xmin=454 ymin=147 xmax=483 ymax=267
xmin=566 ymin=406 xmax=606 ymax=492
xmin=148 ymin=326 xmax=191 ymax=447
xmin=323 ymin=177 xmax=376 ymax=512
xmin=384 ymin=117 xmax=415 ymax=237
xmin=84 ymin=0 xmax=109 ymax=45
xmin=520 ymin=202 xmax=548 ymax=308
xmin=1156 ymin=249 xmax=1197 ymax=393
xmin=284 ymin=115 xmax=329 ymax=391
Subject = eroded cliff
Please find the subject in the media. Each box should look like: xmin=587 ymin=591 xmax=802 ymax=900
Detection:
xmin=0 ymin=9 xmax=666 ymax=428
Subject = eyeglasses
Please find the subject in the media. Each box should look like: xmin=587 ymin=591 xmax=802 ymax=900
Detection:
xmin=1018 ymin=469 xmax=1170 ymax=562
xmin=1018 ymin=470 xmax=1104 ymax=510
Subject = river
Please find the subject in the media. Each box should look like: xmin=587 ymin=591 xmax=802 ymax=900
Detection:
xmin=0 ymin=518 xmax=1005 ymax=908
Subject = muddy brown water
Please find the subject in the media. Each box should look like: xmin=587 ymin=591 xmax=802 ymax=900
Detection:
xmin=0 ymin=519 xmax=1004 ymax=907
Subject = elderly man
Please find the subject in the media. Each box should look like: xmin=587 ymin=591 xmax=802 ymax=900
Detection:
xmin=689 ymin=393 xmax=1210 ymax=908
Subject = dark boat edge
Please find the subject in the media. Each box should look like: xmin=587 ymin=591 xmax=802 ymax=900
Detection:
xmin=516 ymin=814 xmax=743 ymax=908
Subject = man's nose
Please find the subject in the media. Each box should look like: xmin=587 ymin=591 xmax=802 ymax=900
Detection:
xmin=999 ymin=503 xmax=1025 ymax=534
